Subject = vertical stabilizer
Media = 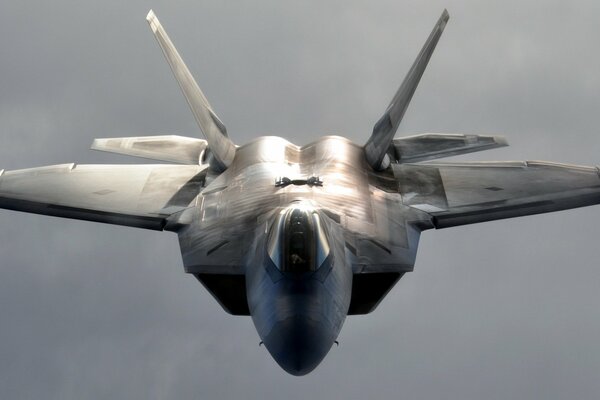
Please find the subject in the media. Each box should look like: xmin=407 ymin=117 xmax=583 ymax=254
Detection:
xmin=364 ymin=10 xmax=449 ymax=170
xmin=146 ymin=10 xmax=236 ymax=171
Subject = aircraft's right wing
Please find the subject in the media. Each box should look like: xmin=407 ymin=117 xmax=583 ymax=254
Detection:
xmin=394 ymin=161 xmax=600 ymax=229
xmin=0 ymin=164 xmax=207 ymax=231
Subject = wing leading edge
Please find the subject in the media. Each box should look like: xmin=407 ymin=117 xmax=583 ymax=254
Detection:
xmin=0 ymin=164 xmax=207 ymax=230
xmin=394 ymin=161 xmax=600 ymax=229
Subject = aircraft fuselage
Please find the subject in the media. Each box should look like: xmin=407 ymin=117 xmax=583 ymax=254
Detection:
xmin=175 ymin=136 xmax=424 ymax=374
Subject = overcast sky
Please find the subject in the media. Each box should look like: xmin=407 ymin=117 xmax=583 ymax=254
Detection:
xmin=1 ymin=1 xmax=600 ymax=399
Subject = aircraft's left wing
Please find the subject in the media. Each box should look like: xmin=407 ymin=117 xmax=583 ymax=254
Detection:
xmin=0 ymin=164 xmax=206 ymax=230
xmin=394 ymin=161 xmax=600 ymax=229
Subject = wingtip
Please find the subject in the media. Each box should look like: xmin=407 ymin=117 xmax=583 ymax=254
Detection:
xmin=90 ymin=138 xmax=102 ymax=151
xmin=495 ymin=136 xmax=509 ymax=147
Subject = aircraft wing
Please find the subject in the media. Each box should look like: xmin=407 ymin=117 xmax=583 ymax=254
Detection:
xmin=0 ymin=164 xmax=206 ymax=230
xmin=394 ymin=161 xmax=600 ymax=229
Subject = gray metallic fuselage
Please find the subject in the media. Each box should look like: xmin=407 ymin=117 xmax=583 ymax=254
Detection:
xmin=173 ymin=136 xmax=424 ymax=374
xmin=5 ymin=9 xmax=598 ymax=377
xmin=246 ymin=206 xmax=352 ymax=375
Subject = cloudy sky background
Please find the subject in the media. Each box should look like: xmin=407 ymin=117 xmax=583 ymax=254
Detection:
xmin=1 ymin=0 xmax=600 ymax=398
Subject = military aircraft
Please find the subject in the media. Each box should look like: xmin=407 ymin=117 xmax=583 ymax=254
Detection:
xmin=1 ymin=9 xmax=599 ymax=375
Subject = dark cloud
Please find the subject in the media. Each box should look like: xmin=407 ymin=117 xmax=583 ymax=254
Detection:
xmin=1 ymin=1 xmax=600 ymax=398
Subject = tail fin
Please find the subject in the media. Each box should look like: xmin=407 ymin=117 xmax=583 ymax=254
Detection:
xmin=146 ymin=10 xmax=236 ymax=171
xmin=364 ymin=9 xmax=449 ymax=170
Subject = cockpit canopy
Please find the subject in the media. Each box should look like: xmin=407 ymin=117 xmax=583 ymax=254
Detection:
xmin=267 ymin=205 xmax=330 ymax=273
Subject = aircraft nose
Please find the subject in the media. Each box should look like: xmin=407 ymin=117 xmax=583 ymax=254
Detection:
xmin=263 ymin=315 xmax=335 ymax=376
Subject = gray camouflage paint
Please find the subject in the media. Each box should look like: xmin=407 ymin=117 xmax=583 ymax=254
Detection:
xmin=1 ymin=0 xmax=600 ymax=394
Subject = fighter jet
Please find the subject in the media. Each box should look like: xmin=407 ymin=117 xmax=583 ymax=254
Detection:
xmin=1 ymin=9 xmax=599 ymax=375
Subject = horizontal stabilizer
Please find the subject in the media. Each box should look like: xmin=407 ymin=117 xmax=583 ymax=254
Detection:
xmin=91 ymin=135 xmax=207 ymax=164
xmin=393 ymin=133 xmax=507 ymax=163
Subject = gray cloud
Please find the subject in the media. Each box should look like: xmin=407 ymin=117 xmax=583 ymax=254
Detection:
xmin=1 ymin=0 xmax=600 ymax=398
